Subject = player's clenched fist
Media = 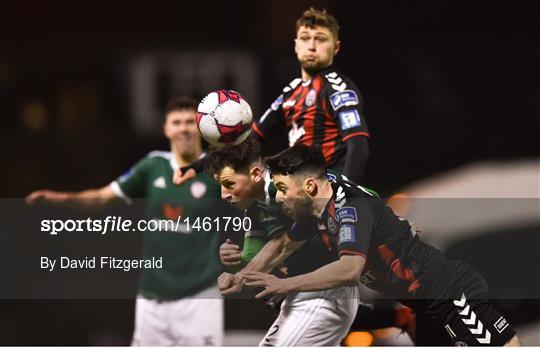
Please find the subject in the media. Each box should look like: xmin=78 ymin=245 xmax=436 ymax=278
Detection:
xmin=219 ymin=239 xmax=242 ymax=266
xmin=218 ymin=272 xmax=245 ymax=295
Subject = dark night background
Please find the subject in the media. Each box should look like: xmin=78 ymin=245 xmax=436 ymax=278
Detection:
xmin=0 ymin=0 xmax=538 ymax=345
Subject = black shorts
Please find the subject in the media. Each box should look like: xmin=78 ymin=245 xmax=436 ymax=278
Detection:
xmin=415 ymin=261 xmax=516 ymax=346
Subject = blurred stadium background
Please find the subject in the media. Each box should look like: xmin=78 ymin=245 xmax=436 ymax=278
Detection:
xmin=0 ymin=0 xmax=538 ymax=345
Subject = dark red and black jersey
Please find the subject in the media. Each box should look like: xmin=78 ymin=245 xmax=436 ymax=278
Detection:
xmin=287 ymin=177 xmax=458 ymax=304
xmin=252 ymin=67 xmax=369 ymax=169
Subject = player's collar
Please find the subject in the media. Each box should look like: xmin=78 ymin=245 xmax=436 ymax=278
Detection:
xmin=169 ymin=152 xmax=206 ymax=170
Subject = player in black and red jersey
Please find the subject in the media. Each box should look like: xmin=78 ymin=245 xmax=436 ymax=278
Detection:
xmin=252 ymin=8 xmax=369 ymax=183
xmin=240 ymin=145 xmax=520 ymax=346
xmin=175 ymin=8 xmax=369 ymax=185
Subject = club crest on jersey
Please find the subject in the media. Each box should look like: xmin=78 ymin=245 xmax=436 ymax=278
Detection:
xmin=336 ymin=207 xmax=357 ymax=223
xmin=271 ymin=94 xmax=284 ymax=111
xmin=327 ymin=217 xmax=338 ymax=235
xmin=339 ymin=224 xmax=356 ymax=244
xmin=330 ymin=90 xmax=359 ymax=110
xmin=305 ymin=89 xmax=316 ymax=107
xmin=190 ymin=181 xmax=207 ymax=199
xmin=338 ymin=109 xmax=362 ymax=130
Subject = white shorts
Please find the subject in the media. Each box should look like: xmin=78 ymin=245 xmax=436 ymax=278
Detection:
xmin=131 ymin=285 xmax=224 ymax=346
xmin=259 ymin=286 xmax=360 ymax=346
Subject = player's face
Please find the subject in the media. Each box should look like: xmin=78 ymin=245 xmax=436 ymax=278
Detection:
xmin=164 ymin=109 xmax=201 ymax=155
xmin=273 ymin=174 xmax=316 ymax=222
xmin=295 ymin=26 xmax=340 ymax=75
xmin=215 ymin=166 xmax=259 ymax=210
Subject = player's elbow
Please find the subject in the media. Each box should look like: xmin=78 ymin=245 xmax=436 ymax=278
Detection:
xmin=341 ymin=255 xmax=365 ymax=283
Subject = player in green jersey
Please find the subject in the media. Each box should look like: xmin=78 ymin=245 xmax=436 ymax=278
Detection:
xmin=205 ymin=138 xmax=404 ymax=346
xmin=26 ymin=97 xmax=225 ymax=346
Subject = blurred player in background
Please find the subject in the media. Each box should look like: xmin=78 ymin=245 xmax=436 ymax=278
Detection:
xmin=252 ymin=7 xmax=369 ymax=184
xmin=243 ymin=144 xmax=520 ymax=346
xmin=26 ymin=97 xmax=224 ymax=346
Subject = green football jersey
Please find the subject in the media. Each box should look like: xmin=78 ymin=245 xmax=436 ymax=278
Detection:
xmin=111 ymin=151 xmax=222 ymax=300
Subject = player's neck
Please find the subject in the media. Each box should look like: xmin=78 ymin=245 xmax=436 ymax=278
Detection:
xmin=301 ymin=69 xmax=313 ymax=81
xmin=313 ymin=180 xmax=333 ymax=216
xmin=171 ymin=145 xmax=202 ymax=168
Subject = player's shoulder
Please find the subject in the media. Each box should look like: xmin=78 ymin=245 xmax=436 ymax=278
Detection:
xmin=130 ymin=151 xmax=172 ymax=170
xmin=146 ymin=150 xmax=172 ymax=160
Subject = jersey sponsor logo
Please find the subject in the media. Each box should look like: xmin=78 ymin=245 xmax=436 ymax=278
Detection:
xmin=494 ymin=317 xmax=509 ymax=333
xmin=190 ymin=181 xmax=207 ymax=199
xmin=339 ymin=109 xmax=362 ymax=130
xmin=153 ymin=176 xmax=167 ymax=189
xmin=327 ymin=217 xmax=338 ymax=235
xmin=119 ymin=168 xmax=135 ymax=183
xmin=305 ymin=89 xmax=317 ymax=107
xmin=271 ymin=94 xmax=284 ymax=111
xmin=288 ymin=122 xmax=305 ymax=147
xmin=163 ymin=204 xmax=183 ymax=220
xmin=329 ymin=90 xmax=359 ymax=110
xmin=338 ymin=224 xmax=356 ymax=244
xmin=336 ymin=207 xmax=358 ymax=223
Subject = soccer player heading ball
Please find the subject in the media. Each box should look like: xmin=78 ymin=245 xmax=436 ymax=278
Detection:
xmin=240 ymin=144 xmax=520 ymax=346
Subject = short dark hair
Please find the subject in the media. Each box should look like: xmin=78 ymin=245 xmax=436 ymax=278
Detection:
xmin=165 ymin=96 xmax=198 ymax=115
xmin=264 ymin=144 xmax=327 ymax=180
xmin=205 ymin=137 xmax=262 ymax=176
xmin=296 ymin=7 xmax=339 ymax=40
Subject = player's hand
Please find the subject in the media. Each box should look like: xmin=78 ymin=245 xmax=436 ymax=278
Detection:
xmin=219 ymin=239 xmax=242 ymax=266
xmin=25 ymin=190 xmax=69 ymax=205
xmin=218 ymin=272 xmax=245 ymax=295
xmin=243 ymin=271 xmax=289 ymax=299
xmin=172 ymin=168 xmax=196 ymax=186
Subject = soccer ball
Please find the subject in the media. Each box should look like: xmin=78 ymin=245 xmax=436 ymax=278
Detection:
xmin=196 ymin=90 xmax=253 ymax=148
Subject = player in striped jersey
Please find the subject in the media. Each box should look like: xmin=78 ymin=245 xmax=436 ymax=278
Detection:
xmin=252 ymin=8 xmax=369 ymax=184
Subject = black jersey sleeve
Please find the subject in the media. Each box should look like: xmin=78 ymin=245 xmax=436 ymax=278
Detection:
xmin=252 ymin=93 xmax=286 ymax=141
xmin=322 ymin=72 xmax=369 ymax=142
xmin=334 ymin=187 xmax=375 ymax=258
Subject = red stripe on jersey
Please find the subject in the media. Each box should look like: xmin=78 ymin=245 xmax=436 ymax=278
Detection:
xmin=286 ymin=86 xmax=307 ymax=127
xmin=252 ymin=122 xmax=265 ymax=138
xmin=299 ymin=77 xmax=323 ymax=146
xmin=342 ymin=132 xmax=370 ymax=142
xmin=378 ymin=244 xmax=420 ymax=293
xmin=320 ymin=84 xmax=338 ymax=162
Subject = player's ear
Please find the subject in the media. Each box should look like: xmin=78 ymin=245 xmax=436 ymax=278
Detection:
xmin=250 ymin=166 xmax=263 ymax=183
xmin=304 ymin=178 xmax=318 ymax=196
xmin=334 ymin=40 xmax=341 ymax=56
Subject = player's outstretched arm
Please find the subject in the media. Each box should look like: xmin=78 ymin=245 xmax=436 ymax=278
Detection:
xmin=25 ymin=185 xmax=119 ymax=206
xmin=243 ymin=254 xmax=365 ymax=298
